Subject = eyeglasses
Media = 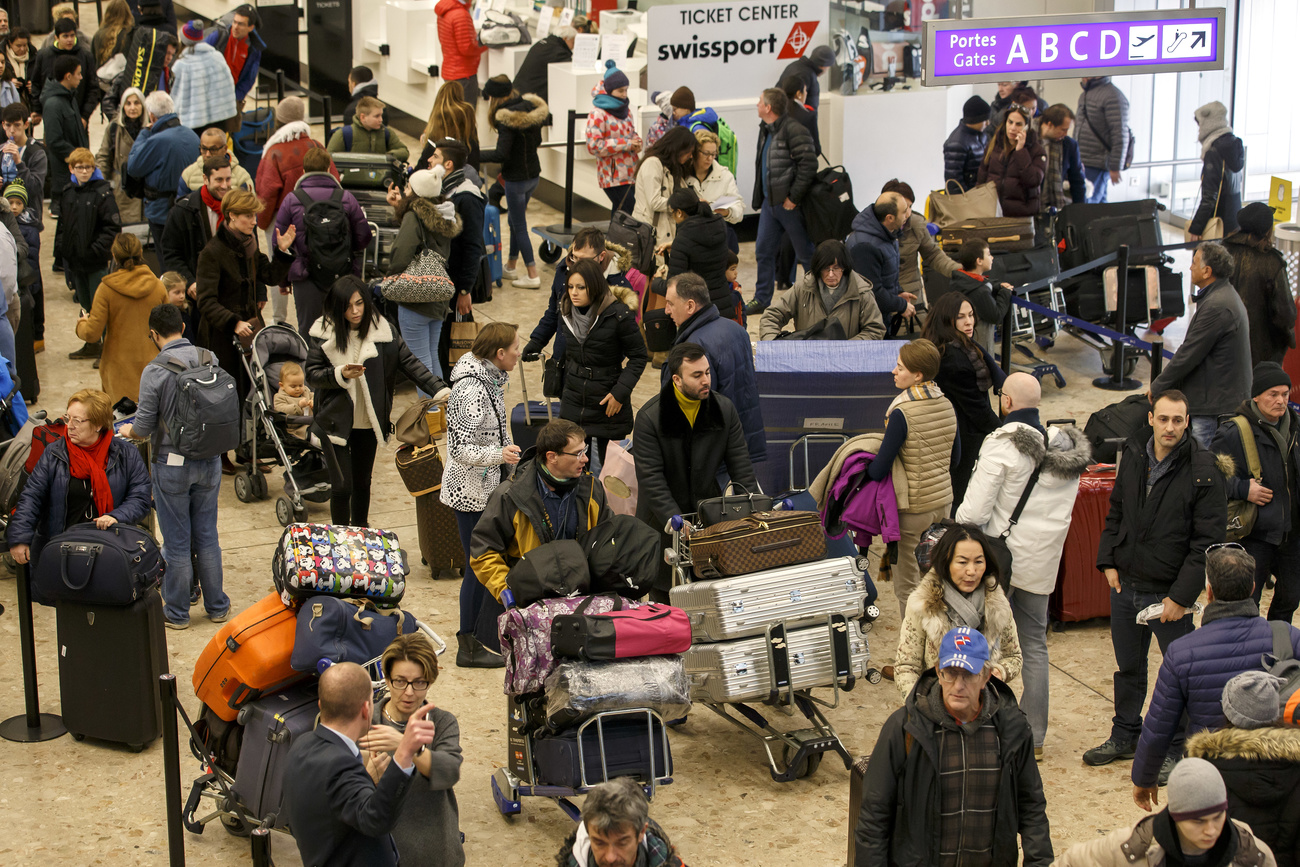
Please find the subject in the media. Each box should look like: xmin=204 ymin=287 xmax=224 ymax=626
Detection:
xmin=561 ymin=447 xmax=589 ymax=459
xmin=71 ymin=165 xmax=94 ymax=172
xmin=389 ymin=677 xmax=430 ymax=692
xmin=200 ymin=145 xmax=225 ymax=155
xmin=566 ymin=252 xmax=599 ymax=267
xmin=1205 ymin=542 xmax=1246 ymax=555
xmin=937 ymin=667 xmax=985 ymax=684
xmin=822 ymin=264 xmax=844 ymax=274
xmin=699 ymin=150 xmax=718 ymax=159
xmin=66 ymin=415 xmax=94 ymax=427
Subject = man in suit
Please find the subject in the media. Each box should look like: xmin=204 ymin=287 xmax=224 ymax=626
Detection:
xmin=284 ymin=661 xmax=436 ymax=867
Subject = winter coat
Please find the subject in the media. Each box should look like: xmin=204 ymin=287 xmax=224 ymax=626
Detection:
xmin=524 ymin=242 xmax=632 ymax=362
xmin=53 ymin=171 xmax=120 ymax=271
xmin=479 ymin=94 xmax=546 ymax=182
xmin=1133 ymin=600 xmax=1300 ymax=787
xmin=39 ymin=80 xmax=88 ymax=200
xmin=169 ymin=43 xmax=237 ymax=130
xmin=386 ymin=197 xmax=461 ymax=322
xmin=342 ymin=83 xmax=386 ymax=127
xmin=950 ymin=270 xmax=1013 ymax=351
xmin=1212 ymin=401 xmax=1300 ymax=545
xmin=274 ymin=172 xmax=373 ymax=284
xmin=847 ymin=207 xmax=904 ymax=315
xmin=811 ymin=432 xmax=913 ymax=514
xmin=632 ymin=156 xmax=681 ymax=248
xmin=898 ymin=213 xmax=957 ymax=301
xmin=556 ymin=286 xmax=647 ymax=440
xmin=893 ymin=569 xmax=1023 ymax=697
xmin=759 ymin=270 xmax=885 ymax=340
xmin=1056 ymin=815 xmax=1274 ymax=867
xmin=1224 ymin=233 xmax=1295 ymax=367
xmin=777 ymin=56 xmax=823 ymax=110
xmin=1150 ymin=278 xmax=1252 ymax=417
xmin=511 ymin=35 xmax=570 ymax=103
xmin=1190 ymin=107 xmax=1245 ymax=236
xmin=685 ymin=162 xmax=744 ymax=224
xmin=584 ymin=80 xmax=640 ymax=190
xmin=663 ymin=304 xmax=766 ymax=463
xmin=176 ymin=150 xmax=254 ymax=197
xmin=1096 ymin=432 xmax=1228 ymax=607
xmin=195 ymin=224 xmax=292 ymax=378
xmin=943 ymin=123 xmax=988 ymax=192
xmin=159 ymin=188 xmax=217 ymax=284
xmin=203 ymin=24 xmax=265 ymax=101
xmin=255 ymin=122 xmax=338 ymax=231
xmin=30 ymin=41 xmax=98 ymax=120
xmin=667 ymin=212 xmax=732 ymax=316
xmin=1076 ymin=76 xmax=1130 ymax=171
xmin=956 ymin=420 xmax=1092 ymax=594
xmin=74 ymin=264 xmax=169 ymax=403
xmin=935 ymin=339 xmax=1005 ymax=483
xmin=1187 ymin=725 xmax=1300 ymax=867
xmin=94 ymin=115 xmax=143 ymax=224
xmin=125 ymin=113 xmax=201 ymax=225
xmin=324 ymin=120 xmax=409 ymax=163
xmin=434 ymin=0 xmax=486 ymax=82
xmin=6 ymin=437 xmax=153 ymax=557
xmin=558 ymin=819 xmax=682 ymax=867
xmin=445 ymin=175 xmax=486 ymax=295
xmin=826 ymin=450 xmax=901 ymax=546
xmin=751 ymin=113 xmax=816 ymax=209
xmin=977 ymin=132 xmax=1048 ymax=217
xmin=304 ymin=314 xmax=443 ymax=446
xmin=442 ymin=352 xmax=512 ymax=513
xmin=788 ymin=98 xmax=821 ymax=158
xmin=856 ymin=671 xmax=1051 ymax=867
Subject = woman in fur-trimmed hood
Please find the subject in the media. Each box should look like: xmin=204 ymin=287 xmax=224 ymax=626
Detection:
xmin=480 ymin=76 xmax=548 ymax=288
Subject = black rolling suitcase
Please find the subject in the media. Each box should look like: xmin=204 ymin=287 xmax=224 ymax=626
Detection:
xmin=56 ymin=588 xmax=170 ymax=750
xmin=231 ymin=682 xmax=319 ymax=829
xmin=1055 ymin=200 xmax=1164 ymax=269
xmin=511 ymin=359 xmax=558 ymax=453
xmin=416 ymin=490 xmax=465 ymax=579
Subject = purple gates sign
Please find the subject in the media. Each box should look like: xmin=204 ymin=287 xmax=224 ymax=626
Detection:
xmin=922 ymin=9 xmax=1225 ymax=86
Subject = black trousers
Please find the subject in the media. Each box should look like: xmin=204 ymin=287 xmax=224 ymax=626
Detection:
xmin=1243 ymin=535 xmax=1300 ymax=624
xmin=320 ymin=426 xmax=378 ymax=526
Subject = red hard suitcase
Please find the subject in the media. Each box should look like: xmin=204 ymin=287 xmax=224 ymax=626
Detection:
xmin=1051 ymin=466 xmax=1115 ymax=622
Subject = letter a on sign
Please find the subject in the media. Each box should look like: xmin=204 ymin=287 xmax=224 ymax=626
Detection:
xmin=778 ymin=21 xmax=822 ymax=59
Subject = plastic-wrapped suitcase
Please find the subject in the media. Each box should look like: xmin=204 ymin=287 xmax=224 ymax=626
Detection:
xmin=683 ymin=617 xmax=871 ymax=703
xmin=56 ymin=587 xmax=170 ymax=749
xmin=231 ymin=683 xmax=319 ymax=829
xmin=415 ymin=490 xmax=464 ymax=579
xmin=192 ymin=592 xmax=305 ymax=722
xmin=1050 ymin=467 xmax=1115 ymax=623
xmin=544 ymin=657 xmax=691 ymax=731
xmin=532 ymin=712 xmax=672 ymax=788
xmin=669 ymin=556 xmax=868 ymax=642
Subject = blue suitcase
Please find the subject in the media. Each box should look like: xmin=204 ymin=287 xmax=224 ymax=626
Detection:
xmin=512 ymin=360 xmax=559 ymax=453
xmin=484 ymin=203 xmax=503 ymax=287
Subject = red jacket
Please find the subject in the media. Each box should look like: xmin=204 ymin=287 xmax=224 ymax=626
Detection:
xmin=254 ymin=121 xmax=339 ymax=230
xmin=435 ymin=0 xmax=486 ymax=82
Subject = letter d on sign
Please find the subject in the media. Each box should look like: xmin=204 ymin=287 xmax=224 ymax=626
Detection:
xmin=1100 ymin=29 xmax=1121 ymax=60
xmin=1041 ymin=33 xmax=1058 ymax=63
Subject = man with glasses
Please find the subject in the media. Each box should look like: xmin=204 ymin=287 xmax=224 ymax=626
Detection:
xmin=176 ymin=128 xmax=254 ymax=197
xmin=161 ymin=154 xmax=234 ymax=306
xmin=855 ymin=627 xmax=1052 ymax=867
xmin=1087 ymin=389 xmax=1228 ymax=775
xmin=1130 ymin=544 xmax=1300 ymax=812
xmin=521 ymin=226 xmax=632 ymax=364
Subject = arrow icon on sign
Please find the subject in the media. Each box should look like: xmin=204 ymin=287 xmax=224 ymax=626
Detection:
xmin=1192 ymin=31 xmax=1206 ymax=49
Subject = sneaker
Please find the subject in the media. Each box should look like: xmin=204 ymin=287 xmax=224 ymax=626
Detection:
xmin=512 ymin=275 xmax=541 ymax=289
xmin=1034 ymin=746 xmax=1044 ymax=762
xmin=164 ymin=619 xmax=189 ymax=630
xmin=68 ymin=341 xmax=100 ymax=360
xmin=209 ymin=611 xmax=230 ymax=624
xmin=501 ymin=267 xmax=519 ymax=280
xmin=92 ymin=357 xmax=100 ymax=369
xmin=1082 ymin=737 xmax=1137 ymax=766
xmin=33 ymin=340 xmax=43 ymax=354
xmin=190 ymin=582 xmax=201 ymax=607
xmin=744 ymin=299 xmax=767 ymax=315
xmin=1157 ymin=755 xmax=1176 ymax=786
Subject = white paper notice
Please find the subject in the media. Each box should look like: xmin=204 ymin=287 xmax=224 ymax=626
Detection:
xmin=601 ymin=34 xmax=629 ymax=65
xmin=572 ymin=33 xmax=601 ymax=70
xmin=558 ymin=8 xmax=574 ymax=27
xmin=536 ymin=8 xmax=554 ymax=39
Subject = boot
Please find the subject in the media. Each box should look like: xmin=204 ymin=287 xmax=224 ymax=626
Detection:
xmin=68 ymin=340 xmax=100 ymax=360
xmin=456 ymin=633 xmax=506 ymax=668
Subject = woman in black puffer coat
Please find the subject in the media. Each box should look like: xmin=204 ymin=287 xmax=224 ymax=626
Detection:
xmin=556 ymin=258 xmax=647 ymax=465
xmin=665 ymin=187 xmax=734 ymax=321
xmin=479 ymin=76 xmax=548 ymax=289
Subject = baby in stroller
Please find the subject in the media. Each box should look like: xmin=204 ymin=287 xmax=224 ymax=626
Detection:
xmin=273 ymin=361 xmax=314 ymax=439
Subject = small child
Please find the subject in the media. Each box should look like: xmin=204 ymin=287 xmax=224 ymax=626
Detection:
xmin=326 ymin=95 xmax=409 ymax=163
xmin=161 ymin=271 xmax=188 ymax=310
xmin=725 ymin=249 xmax=745 ymax=325
xmin=5 ymin=179 xmax=42 ymax=351
xmin=950 ymin=238 xmax=1014 ymax=352
xmin=274 ymin=361 xmax=314 ymax=438
xmin=53 ymin=148 xmax=121 ymax=342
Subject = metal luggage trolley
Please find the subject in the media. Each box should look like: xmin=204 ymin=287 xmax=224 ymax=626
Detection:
xmin=665 ymin=511 xmax=881 ymax=782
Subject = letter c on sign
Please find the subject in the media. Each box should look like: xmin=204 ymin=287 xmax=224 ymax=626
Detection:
xmin=1070 ymin=31 xmax=1087 ymax=60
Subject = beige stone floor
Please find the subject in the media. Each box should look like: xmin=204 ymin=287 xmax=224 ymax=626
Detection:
xmin=0 ymin=106 xmax=1253 ymax=867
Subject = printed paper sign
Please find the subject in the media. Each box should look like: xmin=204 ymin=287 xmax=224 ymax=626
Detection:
xmin=572 ymin=33 xmax=601 ymax=71
xmin=1270 ymin=177 xmax=1294 ymax=225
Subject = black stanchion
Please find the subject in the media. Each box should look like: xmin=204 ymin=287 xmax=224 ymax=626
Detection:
xmin=1094 ymin=244 xmax=1142 ymax=391
xmin=160 ymin=675 xmax=186 ymax=867
xmin=251 ymin=828 xmax=273 ymax=867
xmin=1000 ymin=298 xmax=1015 ymax=375
xmin=542 ymin=109 xmax=592 ymax=241
xmin=0 ymin=562 xmax=66 ymax=743
xmin=323 ymin=95 xmax=334 ymax=144
xmin=1150 ymin=334 xmax=1165 ymax=380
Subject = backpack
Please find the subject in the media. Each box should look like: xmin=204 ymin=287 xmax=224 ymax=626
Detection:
xmin=802 ymin=163 xmax=857 ymax=245
xmin=154 ymin=348 xmax=241 ymax=459
xmin=294 ymin=188 xmax=354 ymax=289
xmin=1265 ymin=621 xmax=1300 ymax=726
xmin=683 ymin=109 xmax=738 ymax=175
xmin=478 ymin=10 xmax=531 ymax=47
xmin=340 ymin=124 xmax=390 ymax=153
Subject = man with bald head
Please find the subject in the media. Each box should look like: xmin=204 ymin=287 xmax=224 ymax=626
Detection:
xmin=176 ymin=128 xmax=254 ymax=197
xmin=847 ymin=191 xmax=915 ymax=331
xmin=284 ymin=661 xmax=436 ymax=867
xmin=955 ymin=371 xmax=1092 ymax=759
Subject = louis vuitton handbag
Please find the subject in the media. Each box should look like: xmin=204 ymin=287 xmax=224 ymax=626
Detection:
xmin=395 ymin=443 xmax=445 ymax=497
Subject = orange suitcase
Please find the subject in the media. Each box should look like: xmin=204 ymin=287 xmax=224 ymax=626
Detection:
xmin=1050 ymin=467 xmax=1116 ymax=623
xmin=192 ymin=593 xmax=306 ymax=721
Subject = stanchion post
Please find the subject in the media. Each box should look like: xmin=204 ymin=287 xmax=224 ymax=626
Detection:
xmin=276 ymin=69 xmax=285 ymax=101
xmin=1150 ymin=334 xmax=1165 ymax=380
xmin=1094 ymin=244 xmax=1142 ymax=390
xmin=160 ymin=675 xmax=186 ymax=867
xmin=1000 ymin=295 xmax=1014 ymax=375
xmin=251 ymin=828 xmax=273 ymax=867
xmin=323 ymin=95 xmax=334 ymax=144
xmin=564 ymin=109 xmax=578 ymax=232
xmin=0 ymin=561 xmax=66 ymax=743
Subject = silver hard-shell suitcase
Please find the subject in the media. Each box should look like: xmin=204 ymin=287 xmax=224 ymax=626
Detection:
xmin=683 ymin=617 xmax=871 ymax=704
xmin=669 ymin=556 xmax=866 ymax=643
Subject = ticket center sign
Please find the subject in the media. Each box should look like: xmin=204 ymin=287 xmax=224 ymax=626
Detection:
xmin=647 ymin=1 xmax=831 ymax=102
xmin=922 ymin=8 xmax=1225 ymax=86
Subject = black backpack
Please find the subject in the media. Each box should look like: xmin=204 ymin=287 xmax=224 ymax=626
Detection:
xmin=294 ymin=188 xmax=353 ymax=290
xmin=803 ymin=163 xmax=857 ymax=245
xmin=1083 ymin=393 xmax=1151 ymax=463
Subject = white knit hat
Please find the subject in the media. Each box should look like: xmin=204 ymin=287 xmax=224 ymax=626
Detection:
xmin=409 ymin=166 xmax=446 ymax=199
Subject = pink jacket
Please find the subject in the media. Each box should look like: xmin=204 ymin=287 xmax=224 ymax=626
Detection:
xmin=585 ymin=81 xmax=640 ymax=190
xmin=825 ymin=450 xmax=901 ymax=547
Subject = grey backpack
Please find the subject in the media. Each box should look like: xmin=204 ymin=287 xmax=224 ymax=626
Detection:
xmin=1265 ymin=621 xmax=1300 ymax=725
xmin=156 ymin=349 xmax=241 ymax=459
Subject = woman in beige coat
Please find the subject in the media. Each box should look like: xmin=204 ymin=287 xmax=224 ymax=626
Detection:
xmin=94 ymin=87 xmax=145 ymax=225
xmin=632 ymin=126 xmax=696 ymax=253
xmin=894 ymin=523 xmax=1022 ymax=697
xmin=759 ymin=240 xmax=885 ymax=340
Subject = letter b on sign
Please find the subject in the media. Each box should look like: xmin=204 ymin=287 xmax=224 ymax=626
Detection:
xmin=1041 ymin=33 xmax=1058 ymax=63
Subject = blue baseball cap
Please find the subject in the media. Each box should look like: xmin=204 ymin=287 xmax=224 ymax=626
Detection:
xmin=938 ymin=627 xmax=990 ymax=674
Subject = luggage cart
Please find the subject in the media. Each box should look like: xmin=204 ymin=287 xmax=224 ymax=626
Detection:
xmin=664 ymin=513 xmax=880 ymax=782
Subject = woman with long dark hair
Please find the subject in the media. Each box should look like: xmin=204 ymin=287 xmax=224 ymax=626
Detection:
xmin=665 ymin=187 xmax=731 ymax=317
xmin=977 ymin=104 xmax=1047 ymax=217
xmin=922 ymin=291 xmax=1006 ymax=511
xmin=305 ymin=276 xmax=449 ymax=526
xmin=633 ymin=125 xmax=696 ymax=251
xmin=1224 ymin=202 xmax=1294 ymax=366
xmin=759 ymin=239 xmax=885 ymax=339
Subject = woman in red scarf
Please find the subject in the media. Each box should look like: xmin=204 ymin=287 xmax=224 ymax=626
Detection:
xmin=8 ymin=389 xmax=153 ymax=566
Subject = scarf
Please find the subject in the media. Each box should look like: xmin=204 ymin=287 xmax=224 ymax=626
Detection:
xmin=1248 ymin=399 xmax=1291 ymax=458
xmin=1151 ymin=810 xmax=1238 ymax=867
xmin=1196 ymin=105 xmax=1233 ymax=158
xmin=538 ymin=462 xmax=580 ymax=493
xmin=1039 ymin=122 xmax=1066 ymax=211
xmin=673 ymin=384 xmax=700 ymax=427
xmin=65 ymin=429 xmax=115 ymax=517
xmin=818 ymin=278 xmax=847 ymax=314
xmin=593 ymin=93 xmax=630 ymax=120
xmin=962 ymin=340 xmax=993 ymax=393
xmin=200 ymin=185 xmax=225 ymax=225
xmin=121 ymin=114 xmax=144 ymax=139
xmin=442 ymin=168 xmax=466 ymax=196
xmin=884 ymin=381 xmax=945 ymax=430
xmin=6 ymin=46 xmax=26 ymax=78
xmin=944 ymin=581 xmax=986 ymax=630
xmin=565 ymin=303 xmax=596 ymax=344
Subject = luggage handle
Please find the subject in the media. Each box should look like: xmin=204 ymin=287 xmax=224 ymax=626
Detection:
xmin=828 ymin=613 xmax=856 ymax=692
xmin=518 ymin=357 xmax=554 ymax=424
xmin=573 ymin=593 xmax=628 ymax=617
xmin=765 ymin=622 xmax=793 ymax=706
xmin=750 ymin=537 xmax=802 ymax=555
xmin=59 ymin=542 xmax=103 ymax=592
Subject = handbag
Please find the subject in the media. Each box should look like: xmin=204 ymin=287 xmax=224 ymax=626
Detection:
xmin=31 ymin=523 xmax=164 ymax=607
xmin=697 ymin=483 xmax=773 ymax=527
xmin=289 ymin=597 xmax=419 ymax=672
xmin=394 ymin=397 xmax=444 ymax=447
xmin=379 ymin=246 xmax=456 ymax=304
xmin=1187 ymin=171 xmax=1226 ymax=242
xmin=689 ymin=510 xmax=826 ymax=579
xmin=598 ymin=442 xmax=638 ymax=517
xmin=1225 ymin=416 xmax=1261 ymax=542
xmin=551 ymin=597 xmax=692 ymax=661
xmin=448 ymin=315 xmax=479 ymax=365
xmin=927 ymin=180 xmax=1002 ymax=230
xmin=394 ymin=443 xmax=445 ymax=496
xmin=608 ymin=209 xmax=657 ymax=275
xmin=542 ymin=352 xmax=563 ymax=399
xmin=775 ymin=317 xmax=848 ymax=341
xmin=985 ymin=460 xmax=1045 ymax=593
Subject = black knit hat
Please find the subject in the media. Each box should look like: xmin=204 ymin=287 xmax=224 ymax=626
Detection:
xmin=483 ymin=75 xmax=513 ymax=99
xmin=1238 ymin=201 xmax=1275 ymax=238
xmin=963 ymin=95 xmax=990 ymax=123
xmin=1252 ymin=361 xmax=1291 ymax=398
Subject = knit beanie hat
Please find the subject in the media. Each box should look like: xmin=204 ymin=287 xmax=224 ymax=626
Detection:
xmin=275 ymin=96 xmax=306 ymax=124
xmin=409 ymin=166 xmax=446 ymax=199
xmin=483 ymin=74 xmax=512 ymax=100
xmin=670 ymin=86 xmax=695 ymax=113
xmin=1238 ymin=201 xmax=1276 ymax=238
xmin=602 ymin=60 xmax=629 ymax=93
xmin=809 ymin=45 xmax=836 ymax=68
xmin=181 ymin=19 xmax=205 ymax=46
xmin=1222 ymin=670 xmax=1284 ymax=729
xmin=963 ymin=95 xmax=991 ymax=123
xmin=4 ymin=180 xmax=27 ymax=206
xmin=1166 ymin=758 xmax=1229 ymax=821
xmin=1251 ymin=361 xmax=1291 ymax=398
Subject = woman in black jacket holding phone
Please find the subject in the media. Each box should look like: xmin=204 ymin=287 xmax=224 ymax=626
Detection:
xmin=306 ymin=276 xmax=450 ymax=526
xmin=665 ymin=187 xmax=733 ymax=320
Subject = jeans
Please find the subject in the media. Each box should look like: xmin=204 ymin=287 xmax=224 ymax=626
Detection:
xmin=1008 ymin=587 xmax=1050 ymax=747
xmin=502 ymin=177 xmax=539 ymax=267
xmin=320 ymin=426 xmax=378 ymax=525
xmin=1243 ymin=535 xmax=1300 ymax=623
xmin=604 ymin=185 xmax=635 ymax=214
xmin=753 ymin=199 xmax=814 ymax=307
xmin=456 ymin=509 xmax=485 ymax=635
xmin=1189 ymin=415 xmax=1218 ymax=449
xmin=1084 ymin=166 xmax=1111 ymax=203
xmin=293 ymin=280 xmax=325 ymax=335
xmin=1109 ymin=582 xmax=1195 ymax=744
xmin=453 ymin=75 xmax=480 ymax=107
xmin=67 ymin=266 xmax=107 ymax=313
xmin=155 ymin=456 xmax=228 ymax=625
xmin=396 ymin=305 xmax=444 ymax=395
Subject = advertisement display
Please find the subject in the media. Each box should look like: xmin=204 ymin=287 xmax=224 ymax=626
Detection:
xmin=922 ymin=8 xmax=1225 ymax=86
xmin=647 ymin=1 xmax=831 ymax=101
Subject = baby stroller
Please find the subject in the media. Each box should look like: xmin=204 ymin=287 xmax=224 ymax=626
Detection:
xmin=234 ymin=326 xmax=332 ymax=526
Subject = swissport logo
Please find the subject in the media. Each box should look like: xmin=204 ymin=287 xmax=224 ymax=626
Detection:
xmin=778 ymin=21 xmax=821 ymax=59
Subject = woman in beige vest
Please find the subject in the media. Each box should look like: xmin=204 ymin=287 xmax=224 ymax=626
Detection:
xmin=861 ymin=339 xmax=959 ymax=619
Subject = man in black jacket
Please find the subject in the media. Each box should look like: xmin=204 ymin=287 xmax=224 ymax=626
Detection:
xmin=856 ymin=628 xmax=1052 ymax=867
xmin=40 ymin=54 xmax=89 ymax=203
xmin=1211 ymin=362 xmax=1300 ymax=623
xmin=1086 ymin=389 xmax=1227 ymax=769
xmin=29 ymin=18 xmax=97 ymax=126
xmin=511 ymin=26 xmax=575 ymax=103
xmin=428 ymin=138 xmax=480 ymax=316
xmin=746 ymin=87 xmax=816 ymax=316
xmin=943 ymin=96 xmax=990 ymax=192
xmin=160 ymin=156 xmax=233 ymax=296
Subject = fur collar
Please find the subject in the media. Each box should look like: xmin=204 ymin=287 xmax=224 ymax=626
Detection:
xmin=264 ymin=121 xmax=313 ymax=149
xmin=1002 ymin=423 xmax=1093 ymax=479
xmin=604 ymin=241 xmax=632 ymax=273
xmin=909 ymin=569 xmax=1014 ymax=646
xmin=409 ymin=197 xmax=463 ymax=239
xmin=1187 ymin=725 xmax=1300 ymax=763
xmin=657 ymin=380 xmax=726 ymax=438
xmin=493 ymin=93 xmax=549 ymax=129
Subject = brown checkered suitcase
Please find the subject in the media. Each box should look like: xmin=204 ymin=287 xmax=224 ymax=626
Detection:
xmin=689 ymin=510 xmax=826 ymax=579
xmin=416 ymin=491 xmax=464 ymax=580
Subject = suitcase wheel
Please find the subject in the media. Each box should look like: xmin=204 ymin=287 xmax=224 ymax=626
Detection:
xmin=220 ymin=812 xmax=251 ymax=837
xmin=780 ymin=744 xmax=823 ymax=779
xmin=539 ymin=240 xmax=564 ymax=265
xmin=70 ymin=731 xmax=84 ymax=741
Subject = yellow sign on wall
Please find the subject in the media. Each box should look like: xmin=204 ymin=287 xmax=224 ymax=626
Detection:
xmin=1269 ymin=177 xmax=1294 ymax=224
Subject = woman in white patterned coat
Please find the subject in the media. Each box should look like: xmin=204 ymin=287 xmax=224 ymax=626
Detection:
xmin=441 ymin=322 xmax=522 ymax=668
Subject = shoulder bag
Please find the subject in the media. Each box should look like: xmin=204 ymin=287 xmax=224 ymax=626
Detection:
xmin=986 ymin=433 xmax=1049 ymax=592
xmin=1225 ymin=415 xmax=1261 ymax=541
xmin=380 ymin=224 xmax=456 ymax=304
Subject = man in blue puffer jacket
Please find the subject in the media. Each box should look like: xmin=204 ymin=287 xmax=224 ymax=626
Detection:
xmin=1131 ymin=545 xmax=1300 ymax=808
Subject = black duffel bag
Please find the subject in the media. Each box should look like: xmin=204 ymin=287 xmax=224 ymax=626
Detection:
xmin=32 ymin=523 xmax=164 ymax=607
xmin=581 ymin=515 xmax=660 ymax=598
xmin=505 ymin=539 xmax=591 ymax=607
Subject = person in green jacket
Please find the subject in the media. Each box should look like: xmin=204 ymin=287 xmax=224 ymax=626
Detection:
xmin=325 ymin=95 xmax=409 ymax=163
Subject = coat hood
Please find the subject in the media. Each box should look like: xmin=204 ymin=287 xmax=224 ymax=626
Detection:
xmin=1002 ymin=422 xmax=1093 ymax=480
xmin=850 ymin=206 xmax=893 ymax=245
xmin=493 ymin=93 xmax=549 ymax=130
xmin=408 ymin=196 xmax=463 ymax=240
xmin=293 ymin=171 xmax=342 ymax=191
xmin=449 ymin=350 xmax=508 ymax=392
xmin=1210 ymin=131 xmax=1246 ymax=172
xmin=264 ymin=120 xmax=313 ymax=149
xmin=1083 ymin=76 xmax=1113 ymax=89
xmin=604 ymin=241 xmax=632 ymax=273
xmin=1187 ymin=725 xmax=1300 ymax=764
xmin=101 ymin=264 xmax=165 ymax=300
xmin=681 ymin=211 xmax=728 ymax=243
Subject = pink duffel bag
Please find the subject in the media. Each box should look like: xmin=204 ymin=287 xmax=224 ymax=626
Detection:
xmin=549 ymin=598 xmax=692 ymax=661
xmin=498 ymin=594 xmax=620 ymax=695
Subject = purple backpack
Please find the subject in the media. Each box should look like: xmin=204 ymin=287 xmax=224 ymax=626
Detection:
xmin=499 ymin=595 xmax=619 ymax=695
